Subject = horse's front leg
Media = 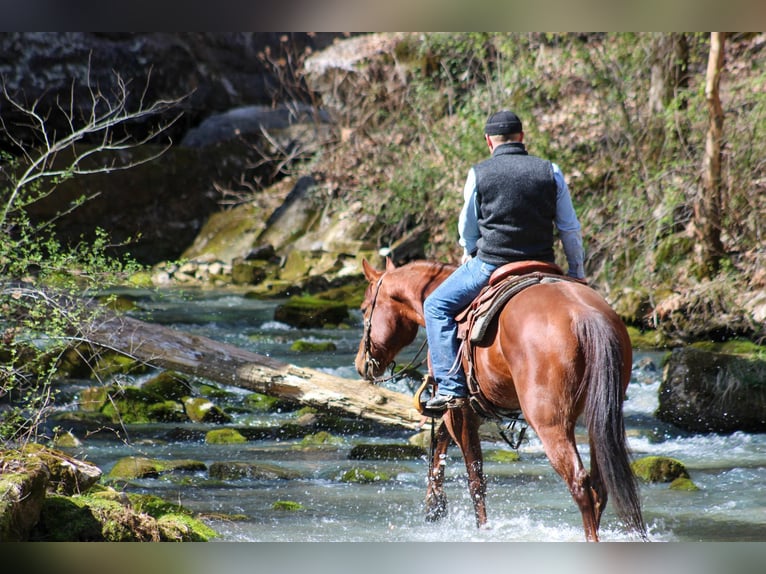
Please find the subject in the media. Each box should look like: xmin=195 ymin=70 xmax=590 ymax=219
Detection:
xmin=444 ymin=402 xmax=487 ymax=528
xmin=425 ymin=421 xmax=451 ymax=522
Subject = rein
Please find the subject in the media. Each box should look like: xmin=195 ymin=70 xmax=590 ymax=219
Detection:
xmin=361 ymin=274 xmax=429 ymax=386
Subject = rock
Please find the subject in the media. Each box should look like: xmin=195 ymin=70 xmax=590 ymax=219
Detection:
xmin=22 ymin=443 xmax=102 ymax=495
xmin=274 ymin=295 xmax=349 ymax=328
xmin=339 ymin=468 xmax=392 ymax=483
xmin=107 ymin=456 xmax=206 ymax=481
xmin=184 ymin=397 xmax=232 ymax=424
xmin=290 ymin=340 xmax=338 ymax=352
xmin=656 ymin=346 xmax=766 ymax=432
xmin=272 ymin=500 xmax=305 ymax=511
xmin=205 ymin=428 xmax=247 ymax=444
xmin=142 ymin=371 xmax=193 ymax=400
xmin=348 ymin=443 xmax=426 ymax=460
xmin=631 ymin=456 xmax=690 ymax=482
xmin=180 ymin=103 xmax=332 ymax=148
xmin=208 ymin=462 xmax=300 ymax=480
xmin=0 ymin=452 xmax=50 ymax=541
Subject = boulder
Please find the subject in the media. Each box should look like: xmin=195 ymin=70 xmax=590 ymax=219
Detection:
xmin=656 ymin=346 xmax=766 ymax=433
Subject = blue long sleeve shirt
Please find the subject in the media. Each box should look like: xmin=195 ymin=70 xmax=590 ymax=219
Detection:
xmin=458 ymin=162 xmax=585 ymax=278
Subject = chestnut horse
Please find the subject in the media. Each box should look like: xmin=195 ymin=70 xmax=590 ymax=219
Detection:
xmin=354 ymin=258 xmax=646 ymax=541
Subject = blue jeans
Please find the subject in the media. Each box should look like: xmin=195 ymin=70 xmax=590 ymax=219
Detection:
xmin=423 ymin=257 xmax=497 ymax=397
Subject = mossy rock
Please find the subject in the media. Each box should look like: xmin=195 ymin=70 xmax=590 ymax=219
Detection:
xmin=142 ymin=371 xmax=192 ymax=400
xmin=631 ymin=456 xmax=690 ymax=483
xmin=157 ymin=513 xmax=218 ymax=541
xmin=290 ymin=339 xmax=338 ymax=352
xmin=100 ymin=385 xmax=172 ymax=424
xmin=198 ymin=382 xmax=236 ymax=400
xmin=626 ymin=326 xmax=670 ymax=350
xmin=231 ymin=258 xmax=272 ymax=285
xmin=32 ymin=494 xmax=160 ymax=541
xmin=208 ymin=462 xmax=301 ymax=481
xmin=312 ymin=281 xmax=367 ymax=308
xmin=205 ymin=428 xmax=247 ymax=444
xmin=274 ymin=295 xmax=349 ymax=328
xmin=184 ymin=397 xmax=232 ymax=424
xmin=339 ymin=468 xmax=392 ymax=483
xmin=78 ymin=385 xmax=110 ymax=412
xmin=244 ymin=392 xmax=282 ymax=412
xmin=485 ymin=449 xmax=521 ymax=463
xmin=348 ymin=443 xmax=426 ymax=460
xmin=298 ymin=431 xmax=344 ymax=448
xmin=669 ymin=477 xmax=700 ymax=491
xmin=272 ymin=500 xmax=305 ymax=511
xmin=107 ymin=456 xmax=206 ymax=481
xmin=91 ymin=351 xmax=150 ymax=380
xmin=147 ymin=400 xmax=188 ymax=422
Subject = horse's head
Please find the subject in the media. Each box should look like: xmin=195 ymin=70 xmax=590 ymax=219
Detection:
xmin=355 ymin=258 xmax=420 ymax=381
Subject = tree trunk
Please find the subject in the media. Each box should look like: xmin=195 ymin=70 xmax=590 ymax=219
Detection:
xmin=695 ymin=32 xmax=726 ymax=277
xmin=86 ymin=311 xmax=425 ymax=430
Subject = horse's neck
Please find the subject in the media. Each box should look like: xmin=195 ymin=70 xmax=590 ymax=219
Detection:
xmin=393 ymin=262 xmax=452 ymax=324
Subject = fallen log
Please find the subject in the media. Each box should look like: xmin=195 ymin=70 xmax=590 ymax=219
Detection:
xmin=87 ymin=312 xmax=425 ymax=430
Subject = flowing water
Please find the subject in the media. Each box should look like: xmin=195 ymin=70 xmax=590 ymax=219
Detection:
xmin=56 ymin=288 xmax=766 ymax=542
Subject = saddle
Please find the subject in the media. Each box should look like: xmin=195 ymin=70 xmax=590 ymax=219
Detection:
xmin=454 ymin=260 xmax=575 ymax=420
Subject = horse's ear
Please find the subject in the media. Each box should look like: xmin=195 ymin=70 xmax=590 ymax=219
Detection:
xmin=385 ymin=257 xmax=396 ymax=272
xmin=362 ymin=258 xmax=383 ymax=282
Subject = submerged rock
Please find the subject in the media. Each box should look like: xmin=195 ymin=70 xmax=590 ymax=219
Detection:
xmin=657 ymin=345 xmax=766 ymax=433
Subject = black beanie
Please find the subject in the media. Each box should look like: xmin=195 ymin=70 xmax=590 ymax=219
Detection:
xmin=484 ymin=110 xmax=523 ymax=135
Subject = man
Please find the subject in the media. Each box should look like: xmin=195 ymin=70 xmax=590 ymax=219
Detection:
xmin=423 ymin=110 xmax=586 ymax=412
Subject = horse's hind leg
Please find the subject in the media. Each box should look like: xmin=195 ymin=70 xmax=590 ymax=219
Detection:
xmin=425 ymin=421 xmax=451 ymax=522
xmin=535 ymin=425 xmax=600 ymax=541
xmin=588 ymin=437 xmax=608 ymax=530
xmin=443 ymin=404 xmax=487 ymax=528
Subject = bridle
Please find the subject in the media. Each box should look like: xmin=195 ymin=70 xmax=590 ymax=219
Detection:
xmin=360 ymin=273 xmax=428 ymax=385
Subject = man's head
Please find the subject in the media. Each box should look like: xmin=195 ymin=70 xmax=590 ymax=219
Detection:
xmin=484 ymin=110 xmax=523 ymax=148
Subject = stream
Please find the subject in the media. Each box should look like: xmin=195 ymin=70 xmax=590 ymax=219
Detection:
xmin=55 ymin=288 xmax=766 ymax=542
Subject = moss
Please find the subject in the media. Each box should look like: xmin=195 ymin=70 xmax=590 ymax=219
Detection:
xmin=298 ymin=431 xmax=344 ymax=447
xmin=198 ymin=382 xmax=235 ymax=400
xmin=485 ymin=449 xmax=521 ymax=463
xmin=142 ymin=371 xmax=192 ymax=400
xmin=274 ymin=295 xmax=349 ymax=328
xmin=244 ymin=392 xmax=281 ymax=412
xmin=184 ymin=397 xmax=232 ymax=424
xmin=348 ymin=443 xmax=426 ymax=460
xmin=157 ymin=513 xmax=218 ymax=541
xmin=271 ymin=500 xmax=305 ymax=511
xmin=339 ymin=468 xmax=391 ymax=483
xmin=107 ymin=456 xmax=206 ymax=481
xmin=627 ymin=326 xmax=670 ymax=350
xmin=689 ymin=339 xmax=766 ymax=357
xmin=631 ymin=456 xmax=690 ymax=483
xmin=205 ymin=428 xmax=247 ymax=444
xmin=669 ymin=477 xmax=700 ymax=491
xmin=208 ymin=462 xmax=301 ymax=480
xmin=290 ymin=339 xmax=338 ymax=352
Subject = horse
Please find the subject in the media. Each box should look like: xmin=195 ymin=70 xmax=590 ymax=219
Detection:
xmin=354 ymin=258 xmax=646 ymax=542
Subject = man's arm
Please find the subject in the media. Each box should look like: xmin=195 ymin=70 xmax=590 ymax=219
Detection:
xmin=552 ymin=164 xmax=585 ymax=279
xmin=458 ymin=167 xmax=480 ymax=261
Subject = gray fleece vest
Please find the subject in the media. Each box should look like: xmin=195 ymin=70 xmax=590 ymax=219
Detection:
xmin=473 ymin=142 xmax=558 ymax=266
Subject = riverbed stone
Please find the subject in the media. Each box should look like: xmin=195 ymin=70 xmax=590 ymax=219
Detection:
xmin=274 ymin=295 xmax=349 ymax=328
xmin=142 ymin=371 xmax=192 ymax=400
xmin=205 ymin=428 xmax=247 ymax=444
xmin=208 ymin=461 xmax=301 ymax=480
xmin=631 ymin=455 xmax=690 ymax=483
xmin=0 ymin=453 xmax=50 ymax=541
xmin=657 ymin=345 xmax=766 ymax=433
xmin=107 ymin=456 xmax=206 ymax=481
xmin=339 ymin=468 xmax=392 ymax=483
xmin=348 ymin=443 xmax=426 ymax=460
xmin=183 ymin=397 xmax=232 ymax=424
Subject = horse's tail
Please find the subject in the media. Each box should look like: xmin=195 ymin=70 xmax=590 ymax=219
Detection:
xmin=576 ymin=313 xmax=647 ymax=540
